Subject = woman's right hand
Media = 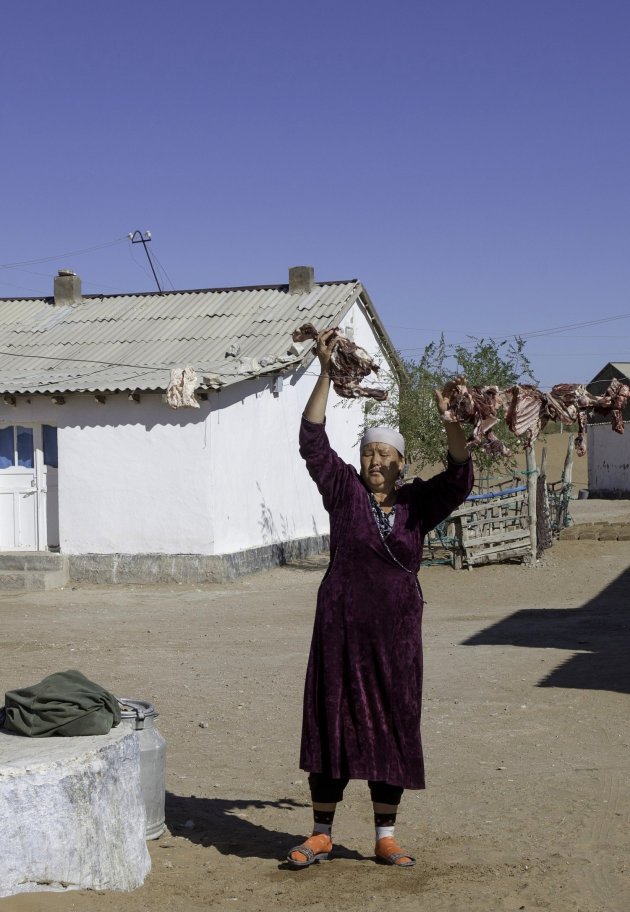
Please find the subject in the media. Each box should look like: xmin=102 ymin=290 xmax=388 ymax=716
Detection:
xmin=316 ymin=328 xmax=339 ymax=376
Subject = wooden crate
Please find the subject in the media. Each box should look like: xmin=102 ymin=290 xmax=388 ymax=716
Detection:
xmin=449 ymin=485 xmax=531 ymax=567
xmin=422 ymin=520 xmax=461 ymax=567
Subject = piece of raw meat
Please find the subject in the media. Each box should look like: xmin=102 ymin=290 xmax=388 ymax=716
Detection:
xmin=292 ymin=324 xmax=388 ymax=401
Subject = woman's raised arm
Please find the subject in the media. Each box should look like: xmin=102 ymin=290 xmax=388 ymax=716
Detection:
xmin=303 ymin=329 xmax=338 ymax=424
xmin=434 ymin=388 xmax=470 ymax=463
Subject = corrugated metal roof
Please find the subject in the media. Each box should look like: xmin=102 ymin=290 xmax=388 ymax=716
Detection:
xmin=0 ymin=280 xmax=376 ymax=394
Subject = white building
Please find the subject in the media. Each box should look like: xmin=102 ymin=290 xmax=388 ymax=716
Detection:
xmin=586 ymin=362 xmax=630 ymax=497
xmin=0 ymin=267 xmax=399 ymax=583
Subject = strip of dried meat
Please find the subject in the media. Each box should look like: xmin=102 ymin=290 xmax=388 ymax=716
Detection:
xmin=292 ymin=323 xmax=388 ymax=401
xmin=442 ymin=378 xmax=510 ymax=455
xmin=442 ymin=377 xmax=630 ymax=457
xmin=590 ymin=377 xmax=630 ymax=433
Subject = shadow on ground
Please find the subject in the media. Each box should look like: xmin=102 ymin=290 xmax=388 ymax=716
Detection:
xmin=165 ymin=792 xmax=365 ymax=863
xmin=462 ymin=566 xmax=630 ymax=694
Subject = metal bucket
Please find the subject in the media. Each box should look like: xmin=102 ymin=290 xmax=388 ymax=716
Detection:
xmin=118 ymin=699 xmax=166 ymax=840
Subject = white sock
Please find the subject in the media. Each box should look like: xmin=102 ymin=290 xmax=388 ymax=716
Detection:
xmin=376 ymin=825 xmax=395 ymax=841
xmin=313 ymin=822 xmax=332 ymax=837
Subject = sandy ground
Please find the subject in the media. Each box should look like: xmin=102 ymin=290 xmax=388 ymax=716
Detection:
xmin=1 ymin=505 xmax=629 ymax=912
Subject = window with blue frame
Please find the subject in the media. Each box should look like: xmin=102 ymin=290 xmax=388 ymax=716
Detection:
xmin=0 ymin=425 xmax=58 ymax=470
xmin=43 ymin=425 xmax=58 ymax=468
xmin=17 ymin=427 xmax=34 ymax=469
xmin=0 ymin=426 xmax=13 ymax=469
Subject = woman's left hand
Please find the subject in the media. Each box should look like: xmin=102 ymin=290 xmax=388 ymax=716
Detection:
xmin=434 ymin=388 xmax=456 ymax=422
xmin=434 ymin=388 xmax=449 ymax=419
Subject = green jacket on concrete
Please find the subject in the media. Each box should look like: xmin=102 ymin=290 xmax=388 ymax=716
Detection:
xmin=2 ymin=669 xmax=121 ymax=736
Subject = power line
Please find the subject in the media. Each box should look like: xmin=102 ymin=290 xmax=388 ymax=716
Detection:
xmin=1 ymin=266 xmax=135 ymax=295
xmin=398 ymin=346 xmax=629 ymax=356
xmin=0 ymin=346 xmax=318 ymax=379
xmin=0 ymin=278 xmax=46 ymax=295
xmin=0 ymin=237 xmax=128 ymax=271
xmin=0 ymin=342 xmax=622 ymax=395
xmin=389 ymin=310 xmax=630 ymax=342
xmin=515 ymin=313 xmax=630 ymax=339
xmin=148 ymin=247 xmax=176 ymax=292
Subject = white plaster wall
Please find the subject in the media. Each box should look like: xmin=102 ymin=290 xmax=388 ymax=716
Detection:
xmin=209 ymin=301 xmax=397 ymax=554
xmin=587 ymin=423 xmax=630 ymax=495
xmin=57 ymin=395 xmax=214 ymax=554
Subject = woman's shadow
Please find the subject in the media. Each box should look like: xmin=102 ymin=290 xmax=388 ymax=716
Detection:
xmin=165 ymin=792 xmax=365 ymax=866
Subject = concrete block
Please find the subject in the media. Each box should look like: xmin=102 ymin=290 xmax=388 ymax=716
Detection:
xmin=0 ymin=553 xmax=66 ymax=572
xmin=598 ymin=529 xmax=620 ymax=541
xmin=559 ymin=528 xmax=580 ymax=540
xmin=0 ymin=572 xmax=30 ymax=590
xmin=0 ymin=727 xmax=150 ymax=898
xmin=0 ymin=557 xmax=68 ymax=592
xmin=577 ymin=530 xmax=599 ymax=540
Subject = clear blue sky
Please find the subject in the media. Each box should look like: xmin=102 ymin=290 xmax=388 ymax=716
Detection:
xmin=2 ymin=0 xmax=629 ymax=389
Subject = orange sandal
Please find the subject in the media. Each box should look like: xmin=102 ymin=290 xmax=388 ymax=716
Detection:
xmin=375 ymin=836 xmax=416 ymax=867
xmin=287 ymin=832 xmax=333 ymax=868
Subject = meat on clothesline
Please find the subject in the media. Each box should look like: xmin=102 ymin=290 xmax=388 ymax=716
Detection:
xmin=442 ymin=377 xmax=630 ymax=457
xmin=292 ymin=324 xmax=388 ymax=401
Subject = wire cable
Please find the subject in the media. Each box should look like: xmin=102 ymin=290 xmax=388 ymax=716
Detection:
xmin=0 ymin=237 xmax=128 ymax=271
xmin=148 ymin=247 xmax=176 ymax=292
xmin=1 ymin=266 xmax=136 ymax=296
xmin=390 ymin=310 xmax=630 ymax=343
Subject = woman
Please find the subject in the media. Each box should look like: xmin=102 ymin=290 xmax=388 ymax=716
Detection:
xmin=288 ymin=330 xmax=473 ymax=868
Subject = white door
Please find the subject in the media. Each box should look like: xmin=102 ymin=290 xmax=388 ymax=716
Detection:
xmin=0 ymin=424 xmax=59 ymax=551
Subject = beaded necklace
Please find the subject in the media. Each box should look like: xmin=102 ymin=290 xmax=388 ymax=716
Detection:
xmin=368 ymin=491 xmax=397 ymax=539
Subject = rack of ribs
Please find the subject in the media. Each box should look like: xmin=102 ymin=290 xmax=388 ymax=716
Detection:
xmin=442 ymin=377 xmax=630 ymax=457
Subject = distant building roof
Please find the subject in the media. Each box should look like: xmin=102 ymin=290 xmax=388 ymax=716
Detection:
xmin=586 ymin=362 xmax=630 ymax=424
xmin=0 ymin=272 xmax=397 ymax=395
xmin=587 ymin=362 xmax=630 ymax=391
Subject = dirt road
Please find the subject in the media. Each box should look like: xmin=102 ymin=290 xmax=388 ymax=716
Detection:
xmin=1 ymin=534 xmax=629 ymax=912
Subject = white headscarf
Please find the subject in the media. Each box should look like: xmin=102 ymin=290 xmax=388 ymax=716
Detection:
xmin=360 ymin=426 xmax=405 ymax=457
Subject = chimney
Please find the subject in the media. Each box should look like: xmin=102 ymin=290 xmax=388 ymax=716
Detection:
xmin=54 ymin=269 xmax=82 ymax=306
xmin=289 ymin=265 xmax=314 ymax=295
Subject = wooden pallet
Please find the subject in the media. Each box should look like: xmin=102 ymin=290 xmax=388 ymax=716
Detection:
xmin=449 ymin=486 xmax=531 ymax=568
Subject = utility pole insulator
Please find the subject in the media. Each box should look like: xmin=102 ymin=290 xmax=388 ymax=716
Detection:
xmin=129 ymin=230 xmax=162 ymax=292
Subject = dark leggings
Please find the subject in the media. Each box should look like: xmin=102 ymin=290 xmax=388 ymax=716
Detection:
xmin=308 ymin=772 xmax=404 ymax=806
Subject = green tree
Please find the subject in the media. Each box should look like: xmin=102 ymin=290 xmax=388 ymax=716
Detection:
xmin=366 ymin=335 xmax=536 ymax=476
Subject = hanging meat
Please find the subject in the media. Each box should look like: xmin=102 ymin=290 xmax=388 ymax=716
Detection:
xmin=292 ymin=323 xmax=388 ymax=401
xmin=442 ymin=377 xmax=630 ymax=457
xmin=441 ymin=379 xmax=509 ymax=456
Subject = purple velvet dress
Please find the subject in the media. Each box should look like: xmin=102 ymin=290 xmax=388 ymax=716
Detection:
xmin=299 ymin=417 xmax=474 ymax=789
